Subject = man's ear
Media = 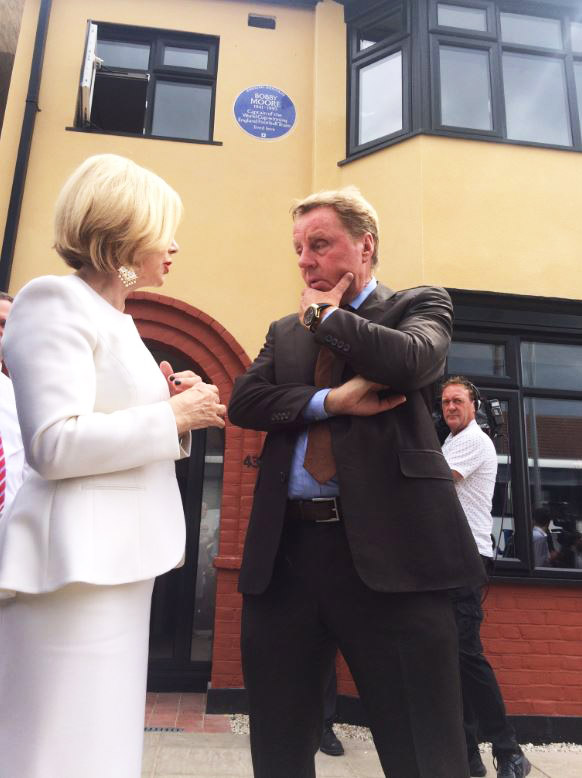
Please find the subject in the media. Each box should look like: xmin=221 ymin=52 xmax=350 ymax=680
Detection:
xmin=361 ymin=232 xmax=374 ymax=263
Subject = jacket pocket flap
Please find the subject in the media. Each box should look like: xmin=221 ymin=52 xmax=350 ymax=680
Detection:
xmin=398 ymin=449 xmax=453 ymax=480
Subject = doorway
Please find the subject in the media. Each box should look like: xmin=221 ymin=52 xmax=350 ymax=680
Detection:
xmin=146 ymin=343 xmax=224 ymax=691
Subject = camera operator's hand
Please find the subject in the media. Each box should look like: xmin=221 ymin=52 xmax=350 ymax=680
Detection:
xmin=325 ymin=375 xmax=406 ymax=417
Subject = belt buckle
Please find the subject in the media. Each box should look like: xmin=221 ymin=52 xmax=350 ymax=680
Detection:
xmin=312 ymin=496 xmax=340 ymax=523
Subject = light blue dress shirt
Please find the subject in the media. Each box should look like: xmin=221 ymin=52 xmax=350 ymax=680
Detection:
xmin=287 ymin=278 xmax=378 ymax=499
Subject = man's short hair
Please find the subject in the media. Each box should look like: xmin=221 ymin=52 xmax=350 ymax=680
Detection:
xmin=533 ymin=505 xmax=552 ymax=527
xmin=441 ymin=376 xmax=479 ymax=406
xmin=0 ymin=292 xmax=13 ymax=303
xmin=291 ymin=186 xmax=380 ymax=266
xmin=53 ymin=154 xmax=183 ymax=273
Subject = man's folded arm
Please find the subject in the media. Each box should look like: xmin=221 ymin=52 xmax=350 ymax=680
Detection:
xmin=314 ymin=287 xmax=453 ymax=393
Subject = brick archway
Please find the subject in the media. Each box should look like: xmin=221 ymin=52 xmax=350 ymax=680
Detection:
xmin=126 ymin=291 xmax=262 ymax=690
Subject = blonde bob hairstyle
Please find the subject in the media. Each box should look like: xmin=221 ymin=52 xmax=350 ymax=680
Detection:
xmin=54 ymin=154 xmax=183 ymax=273
xmin=291 ymin=185 xmax=380 ymax=267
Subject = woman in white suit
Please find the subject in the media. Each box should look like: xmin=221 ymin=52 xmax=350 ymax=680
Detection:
xmin=0 ymin=154 xmax=226 ymax=778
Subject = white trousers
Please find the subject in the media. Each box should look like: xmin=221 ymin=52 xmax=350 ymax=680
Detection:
xmin=0 ymin=578 xmax=154 ymax=778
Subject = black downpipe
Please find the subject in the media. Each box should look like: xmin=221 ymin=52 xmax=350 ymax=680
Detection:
xmin=0 ymin=0 xmax=53 ymax=291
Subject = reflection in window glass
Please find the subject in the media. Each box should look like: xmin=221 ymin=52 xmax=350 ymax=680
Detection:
xmin=448 ymin=341 xmax=506 ymax=376
xmin=491 ymin=402 xmax=516 ymax=558
xmin=500 ymin=12 xmax=563 ymax=49
xmin=574 ymin=62 xmax=582 ymax=136
xmin=525 ymin=398 xmax=582 ymax=570
xmin=152 ymin=81 xmax=212 ymax=140
xmin=191 ymin=427 xmax=224 ymax=662
xmin=358 ymin=51 xmax=402 ymax=144
xmin=96 ymin=39 xmax=150 ymax=69
xmin=503 ymin=53 xmax=571 ymax=146
xmin=439 ymin=45 xmax=492 ymax=130
xmin=521 ymin=342 xmax=582 ymax=390
xmin=163 ymin=46 xmax=208 ymax=69
xmin=357 ymin=5 xmax=404 ymax=51
xmin=571 ymin=22 xmax=582 ymax=52
xmin=437 ymin=3 xmax=487 ymax=32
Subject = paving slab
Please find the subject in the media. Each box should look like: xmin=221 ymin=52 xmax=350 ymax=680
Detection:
xmin=142 ymin=732 xmax=581 ymax=778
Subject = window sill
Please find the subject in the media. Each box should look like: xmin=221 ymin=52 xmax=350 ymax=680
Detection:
xmin=339 ymin=128 xmax=580 ymax=166
xmin=65 ymin=126 xmax=223 ymax=146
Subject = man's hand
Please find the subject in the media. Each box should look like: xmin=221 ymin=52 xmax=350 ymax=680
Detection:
xmin=299 ymin=272 xmax=354 ymax=320
xmin=325 ymin=375 xmax=406 ymax=417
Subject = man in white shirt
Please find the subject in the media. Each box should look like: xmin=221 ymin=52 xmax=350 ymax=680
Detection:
xmin=441 ymin=377 xmax=530 ymax=778
xmin=0 ymin=293 xmax=27 ymax=515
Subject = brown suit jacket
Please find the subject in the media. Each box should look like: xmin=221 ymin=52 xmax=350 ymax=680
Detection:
xmin=229 ymin=283 xmax=486 ymax=595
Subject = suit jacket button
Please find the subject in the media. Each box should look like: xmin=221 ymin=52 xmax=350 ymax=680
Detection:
xmin=324 ymin=334 xmax=332 ymax=343
xmin=337 ymin=340 xmax=344 ymax=349
xmin=343 ymin=344 xmax=350 ymax=352
xmin=331 ymin=337 xmax=337 ymax=346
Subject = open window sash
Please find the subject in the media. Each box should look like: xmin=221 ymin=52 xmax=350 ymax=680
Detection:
xmin=76 ymin=21 xmax=100 ymax=128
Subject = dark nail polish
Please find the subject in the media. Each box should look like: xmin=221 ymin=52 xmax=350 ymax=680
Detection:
xmin=174 ymin=379 xmax=181 ymax=386
xmin=169 ymin=375 xmax=175 ymax=381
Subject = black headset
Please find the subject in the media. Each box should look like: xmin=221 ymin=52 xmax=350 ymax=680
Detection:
xmin=466 ymin=381 xmax=481 ymax=413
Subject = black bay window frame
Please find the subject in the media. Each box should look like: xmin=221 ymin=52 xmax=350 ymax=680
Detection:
xmin=342 ymin=0 xmax=582 ymax=164
xmin=447 ymin=289 xmax=582 ymax=584
xmin=70 ymin=21 xmax=221 ymax=146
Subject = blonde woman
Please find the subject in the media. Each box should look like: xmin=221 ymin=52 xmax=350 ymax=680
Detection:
xmin=0 ymin=154 xmax=225 ymax=778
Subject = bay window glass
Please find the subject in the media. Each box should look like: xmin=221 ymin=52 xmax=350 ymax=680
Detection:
xmin=439 ymin=45 xmax=492 ymax=130
xmin=574 ymin=62 xmax=582 ymax=134
xmin=571 ymin=22 xmax=582 ymax=52
xmin=503 ymin=53 xmax=572 ymax=146
xmin=448 ymin=341 xmax=506 ymax=377
xmin=358 ymin=51 xmax=403 ymax=144
xmin=524 ymin=398 xmax=582 ymax=571
xmin=500 ymin=12 xmax=563 ymax=49
xmin=437 ymin=3 xmax=487 ymax=32
xmin=522 ymin=342 xmax=582 ymax=391
xmin=357 ymin=4 xmax=404 ymax=51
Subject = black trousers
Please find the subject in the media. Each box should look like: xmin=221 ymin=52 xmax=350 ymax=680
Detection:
xmin=451 ymin=565 xmax=519 ymax=760
xmin=241 ymin=519 xmax=470 ymax=778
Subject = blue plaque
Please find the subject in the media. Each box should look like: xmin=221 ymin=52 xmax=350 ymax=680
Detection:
xmin=233 ymin=85 xmax=296 ymax=140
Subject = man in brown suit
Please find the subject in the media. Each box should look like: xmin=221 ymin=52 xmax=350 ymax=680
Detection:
xmin=228 ymin=187 xmax=485 ymax=778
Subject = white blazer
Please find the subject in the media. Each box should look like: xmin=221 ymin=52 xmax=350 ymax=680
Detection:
xmin=0 ymin=274 xmax=190 ymax=597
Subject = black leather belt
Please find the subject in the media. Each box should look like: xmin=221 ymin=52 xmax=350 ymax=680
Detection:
xmin=286 ymin=497 xmax=342 ymax=523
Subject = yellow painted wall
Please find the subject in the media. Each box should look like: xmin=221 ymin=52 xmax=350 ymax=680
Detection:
xmin=2 ymin=0 xmax=582 ymax=364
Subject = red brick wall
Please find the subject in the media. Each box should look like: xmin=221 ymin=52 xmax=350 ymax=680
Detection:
xmin=480 ymin=583 xmax=582 ymax=716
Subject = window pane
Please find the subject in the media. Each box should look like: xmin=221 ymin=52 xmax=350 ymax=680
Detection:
xmin=521 ymin=342 xmax=582 ymax=391
xmin=437 ymin=3 xmax=487 ymax=32
xmin=448 ymin=341 xmax=507 ymax=376
xmin=152 ymin=81 xmax=212 ymax=141
xmin=191 ymin=427 xmax=224 ymax=662
xmin=357 ymin=5 xmax=404 ymax=51
xmin=439 ymin=45 xmax=492 ymax=130
xmin=163 ymin=46 xmax=208 ymax=69
xmin=358 ymin=51 xmax=402 ymax=144
xmin=574 ymin=62 xmax=582 ymax=132
xmin=500 ymin=12 xmax=563 ymax=49
xmin=571 ymin=22 xmax=582 ymax=53
xmin=96 ymin=39 xmax=150 ymax=69
xmin=525 ymin=398 xmax=582 ymax=571
xmin=503 ymin=53 xmax=571 ymax=146
xmin=491 ymin=402 xmax=516 ymax=559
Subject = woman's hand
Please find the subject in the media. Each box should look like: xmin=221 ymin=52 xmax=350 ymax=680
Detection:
xmin=160 ymin=360 xmax=203 ymax=396
xmin=161 ymin=362 xmax=226 ymax=433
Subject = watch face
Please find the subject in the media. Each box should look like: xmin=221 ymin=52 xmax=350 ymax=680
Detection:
xmin=303 ymin=306 xmax=317 ymax=328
